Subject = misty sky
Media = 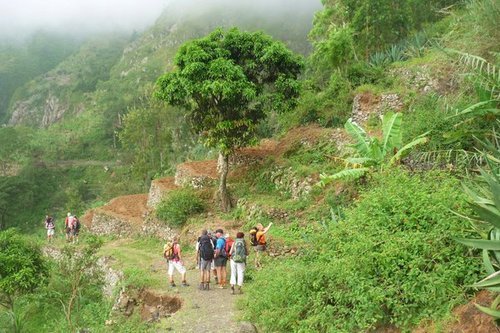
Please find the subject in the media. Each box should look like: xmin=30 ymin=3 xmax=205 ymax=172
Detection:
xmin=0 ymin=0 xmax=170 ymax=38
xmin=0 ymin=0 xmax=322 ymax=40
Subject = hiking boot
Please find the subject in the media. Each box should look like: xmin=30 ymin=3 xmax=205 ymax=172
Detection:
xmin=238 ymin=286 xmax=243 ymax=294
xmin=198 ymin=283 xmax=204 ymax=290
xmin=231 ymin=285 xmax=235 ymax=295
xmin=170 ymin=282 xmax=176 ymax=288
xmin=182 ymin=281 xmax=190 ymax=287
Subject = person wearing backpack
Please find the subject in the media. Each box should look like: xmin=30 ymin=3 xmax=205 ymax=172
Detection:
xmin=164 ymin=236 xmax=189 ymax=287
xmin=229 ymin=232 xmax=248 ymax=295
xmin=45 ymin=215 xmax=55 ymax=243
xmin=72 ymin=216 xmax=81 ymax=243
xmin=214 ymin=229 xmax=227 ymax=288
xmin=196 ymin=230 xmax=214 ymax=290
xmin=251 ymin=222 xmax=272 ymax=269
xmin=64 ymin=212 xmax=74 ymax=242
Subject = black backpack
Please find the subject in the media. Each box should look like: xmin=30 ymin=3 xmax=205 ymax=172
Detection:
xmin=199 ymin=235 xmax=214 ymax=261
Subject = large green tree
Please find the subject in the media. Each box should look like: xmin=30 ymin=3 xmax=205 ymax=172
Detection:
xmin=156 ymin=28 xmax=303 ymax=211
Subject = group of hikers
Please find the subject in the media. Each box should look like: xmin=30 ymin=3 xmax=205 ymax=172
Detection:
xmin=44 ymin=212 xmax=81 ymax=243
xmin=163 ymin=222 xmax=272 ymax=294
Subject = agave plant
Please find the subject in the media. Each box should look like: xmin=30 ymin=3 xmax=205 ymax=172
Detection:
xmin=455 ymin=134 xmax=500 ymax=319
xmin=387 ymin=44 xmax=407 ymax=63
xmin=369 ymin=51 xmax=390 ymax=68
xmin=405 ymin=31 xmax=429 ymax=58
xmin=320 ymin=112 xmax=428 ymax=184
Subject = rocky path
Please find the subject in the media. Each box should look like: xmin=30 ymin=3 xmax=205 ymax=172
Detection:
xmin=163 ymin=264 xmax=241 ymax=332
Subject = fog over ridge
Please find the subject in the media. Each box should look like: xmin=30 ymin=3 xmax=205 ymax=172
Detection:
xmin=0 ymin=0 xmax=322 ymax=40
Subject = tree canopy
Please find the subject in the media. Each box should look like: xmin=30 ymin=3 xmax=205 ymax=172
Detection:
xmin=156 ymin=27 xmax=303 ymax=155
xmin=155 ymin=27 xmax=303 ymax=210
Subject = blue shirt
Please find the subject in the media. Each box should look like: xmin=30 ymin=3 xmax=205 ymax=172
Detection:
xmin=216 ymin=237 xmax=225 ymax=251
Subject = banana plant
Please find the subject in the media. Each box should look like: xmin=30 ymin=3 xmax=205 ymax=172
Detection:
xmin=320 ymin=112 xmax=428 ymax=185
xmin=455 ymin=134 xmax=500 ymax=319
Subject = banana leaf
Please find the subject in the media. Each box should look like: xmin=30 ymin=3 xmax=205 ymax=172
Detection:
xmin=319 ymin=168 xmax=370 ymax=186
xmin=344 ymin=119 xmax=371 ymax=157
xmin=389 ymin=136 xmax=428 ymax=165
xmin=382 ymin=111 xmax=402 ymax=155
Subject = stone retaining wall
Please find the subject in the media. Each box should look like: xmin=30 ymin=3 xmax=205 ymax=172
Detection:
xmin=90 ymin=209 xmax=137 ymax=237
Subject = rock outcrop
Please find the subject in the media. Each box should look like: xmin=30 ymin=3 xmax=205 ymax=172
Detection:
xmin=351 ymin=92 xmax=404 ymax=125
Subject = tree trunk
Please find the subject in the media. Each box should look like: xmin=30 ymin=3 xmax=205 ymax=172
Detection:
xmin=217 ymin=152 xmax=232 ymax=212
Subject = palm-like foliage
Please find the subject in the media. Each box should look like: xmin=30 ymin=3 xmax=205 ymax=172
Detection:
xmin=320 ymin=112 xmax=428 ymax=184
xmin=455 ymin=134 xmax=500 ymax=319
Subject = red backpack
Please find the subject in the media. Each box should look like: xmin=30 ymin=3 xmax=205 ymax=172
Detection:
xmin=225 ymin=238 xmax=234 ymax=259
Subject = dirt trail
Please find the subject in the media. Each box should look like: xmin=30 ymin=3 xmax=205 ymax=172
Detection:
xmin=101 ymin=239 xmax=242 ymax=332
xmin=162 ymin=261 xmax=241 ymax=332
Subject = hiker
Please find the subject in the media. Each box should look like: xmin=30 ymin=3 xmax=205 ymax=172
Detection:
xmin=214 ymin=228 xmax=228 ymax=288
xmin=250 ymin=222 xmax=272 ymax=269
xmin=208 ymin=230 xmax=218 ymax=285
xmin=45 ymin=215 xmax=55 ymax=242
xmin=64 ymin=213 xmax=74 ymax=242
xmin=197 ymin=229 xmax=215 ymax=290
xmin=229 ymin=232 xmax=248 ymax=295
xmin=72 ymin=216 xmax=81 ymax=243
xmin=164 ymin=236 xmax=189 ymax=287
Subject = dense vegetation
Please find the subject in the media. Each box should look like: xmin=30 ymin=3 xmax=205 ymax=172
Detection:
xmin=0 ymin=0 xmax=499 ymax=332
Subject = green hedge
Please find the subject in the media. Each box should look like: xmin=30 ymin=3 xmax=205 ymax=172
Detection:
xmin=243 ymin=170 xmax=481 ymax=332
xmin=156 ymin=188 xmax=205 ymax=227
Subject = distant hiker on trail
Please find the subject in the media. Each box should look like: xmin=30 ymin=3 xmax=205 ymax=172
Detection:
xmin=45 ymin=215 xmax=55 ymax=242
xmin=250 ymin=222 xmax=272 ymax=269
xmin=64 ymin=212 xmax=74 ymax=242
xmin=72 ymin=215 xmax=81 ymax=243
xmin=229 ymin=232 xmax=248 ymax=295
xmin=214 ymin=228 xmax=228 ymax=288
xmin=164 ymin=236 xmax=189 ymax=287
xmin=196 ymin=229 xmax=215 ymax=290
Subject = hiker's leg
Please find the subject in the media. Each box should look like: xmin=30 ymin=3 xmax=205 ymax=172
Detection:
xmin=229 ymin=259 xmax=237 ymax=286
xmin=167 ymin=261 xmax=175 ymax=285
xmin=221 ymin=259 xmax=227 ymax=287
xmin=237 ymin=263 xmax=245 ymax=287
xmin=215 ymin=266 xmax=221 ymax=284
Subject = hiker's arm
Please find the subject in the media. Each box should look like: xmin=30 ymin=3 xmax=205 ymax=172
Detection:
xmin=263 ymin=222 xmax=273 ymax=233
xmin=230 ymin=243 xmax=235 ymax=255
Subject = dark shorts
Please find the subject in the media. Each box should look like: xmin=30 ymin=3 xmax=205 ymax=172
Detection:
xmin=254 ymin=244 xmax=266 ymax=252
xmin=214 ymin=256 xmax=227 ymax=267
xmin=200 ymin=258 xmax=212 ymax=271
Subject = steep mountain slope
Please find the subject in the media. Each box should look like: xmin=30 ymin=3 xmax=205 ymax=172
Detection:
xmin=8 ymin=34 xmax=128 ymax=127
xmin=0 ymin=31 xmax=83 ymax=122
xmin=7 ymin=0 xmax=320 ymax=130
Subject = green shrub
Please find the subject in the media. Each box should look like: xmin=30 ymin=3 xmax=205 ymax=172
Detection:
xmin=243 ymin=170 xmax=481 ymax=332
xmin=156 ymin=188 xmax=205 ymax=227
